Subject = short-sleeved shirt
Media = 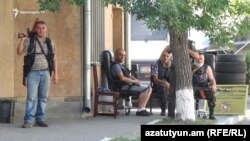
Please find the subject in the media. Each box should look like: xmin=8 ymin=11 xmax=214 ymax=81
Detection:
xmin=151 ymin=59 xmax=171 ymax=82
xmin=24 ymin=37 xmax=56 ymax=71
xmin=110 ymin=63 xmax=148 ymax=94
xmin=110 ymin=63 xmax=124 ymax=78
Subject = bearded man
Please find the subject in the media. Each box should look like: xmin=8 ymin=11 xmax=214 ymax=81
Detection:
xmin=192 ymin=52 xmax=217 ymax=120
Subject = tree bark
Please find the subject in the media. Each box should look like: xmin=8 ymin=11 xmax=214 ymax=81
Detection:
xmin=169 ymin=30 xmax=195 ymax=121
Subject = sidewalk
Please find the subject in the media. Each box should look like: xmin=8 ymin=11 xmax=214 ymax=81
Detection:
xmin=0 ymin=96 xmax=249 ymax=141
xmin=0 ymin=106 xmax=161 ymax=141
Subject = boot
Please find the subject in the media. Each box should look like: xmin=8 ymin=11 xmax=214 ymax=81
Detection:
xmin=160 ymin=105 xmax=166 ymax=116
xmin=160 ymin=91 xmax=168 ymax=116
xmin=160 ymin=110 xmax=166 ymax=116
xmin=209 ymin=108 xmax=216 ymax=120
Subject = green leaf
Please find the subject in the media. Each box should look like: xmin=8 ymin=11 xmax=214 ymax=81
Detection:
xmin=101 ymin=0 xmax=250 ymax=48
xmin=38 ymin=0 xmax=86 ymax=12
xmin=38 ymin=0 xmax=62 ymax=12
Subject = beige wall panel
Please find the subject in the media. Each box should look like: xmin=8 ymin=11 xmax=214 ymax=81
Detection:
xmin=13 ymin=0 xmax=82 ymax=97
xmin=1 ymin=1 xmax=123 ymax=99
xmin=104 ymin=6 xmax=113 ymax=51
xmin=113 ymin=7 xmax=124 ymax=51
xmin=0 ymin=1 xmax=14 ymax=98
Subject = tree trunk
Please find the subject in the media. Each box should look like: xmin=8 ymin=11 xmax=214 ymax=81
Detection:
xmin=169 ymin=31 xmax=195 ymax=121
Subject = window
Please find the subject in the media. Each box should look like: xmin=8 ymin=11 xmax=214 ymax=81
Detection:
xmin=131 ymin=15 xmax=168 ymax=41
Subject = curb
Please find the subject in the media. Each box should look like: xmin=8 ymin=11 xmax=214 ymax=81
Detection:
xmin=146 ymin=119 xmax=162 ymax=125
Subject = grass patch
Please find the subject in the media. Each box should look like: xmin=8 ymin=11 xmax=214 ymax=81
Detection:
xmin=156 ymin=118 xmax=216 ymax=125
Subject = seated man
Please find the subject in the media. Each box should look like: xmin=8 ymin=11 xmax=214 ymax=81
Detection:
xmin=110 ymin=48 xmax=152 ymax=116
xmin=151 ymin=50 xmax=172 ymax=116
xmin=192 ymin=52 xmax=217 ymax=120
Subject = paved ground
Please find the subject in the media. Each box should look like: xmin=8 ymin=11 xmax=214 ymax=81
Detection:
xmin=0 ymin=96 xmax=250 ymax=141
xmin=0 ymin=107 xmax=162 ymax=141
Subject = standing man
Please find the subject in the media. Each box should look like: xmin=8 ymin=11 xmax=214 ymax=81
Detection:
xmin=17 ymin=21 xmax=58 ymax=128
xmin=151 ymin=50 xmax=172 ymax=116
xmin=111 ymin=48 xmax=152 ymax=116
xmin=164 ymin=40 xmax=199 ymax=119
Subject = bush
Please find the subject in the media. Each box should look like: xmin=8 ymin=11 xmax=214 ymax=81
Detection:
xmin=245 ymin=50 xmax=250 ymax=95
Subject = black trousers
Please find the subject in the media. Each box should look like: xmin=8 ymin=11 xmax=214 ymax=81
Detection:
xmin=155 ymin=85 xmax=169 ymax=113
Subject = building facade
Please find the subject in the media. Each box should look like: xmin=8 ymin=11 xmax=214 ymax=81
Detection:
xmin=0 ymin=0 xmax=125 ymax=104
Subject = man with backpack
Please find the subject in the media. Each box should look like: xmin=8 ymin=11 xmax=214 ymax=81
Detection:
xmin=17 ymin=20 xmax=58 ymax=128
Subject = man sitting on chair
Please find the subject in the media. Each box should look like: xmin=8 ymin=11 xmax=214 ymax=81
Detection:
xmin=110 ymin=48 xmax=152 ymax=116
xmin=192 ymin=52 xmax=217 ymax=120
xmin=151 ymin=50 xmax=172 ymax=116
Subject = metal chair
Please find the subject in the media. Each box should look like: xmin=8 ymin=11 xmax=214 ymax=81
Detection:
xmin=194 ymin=88 xmax=209 ymax=119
